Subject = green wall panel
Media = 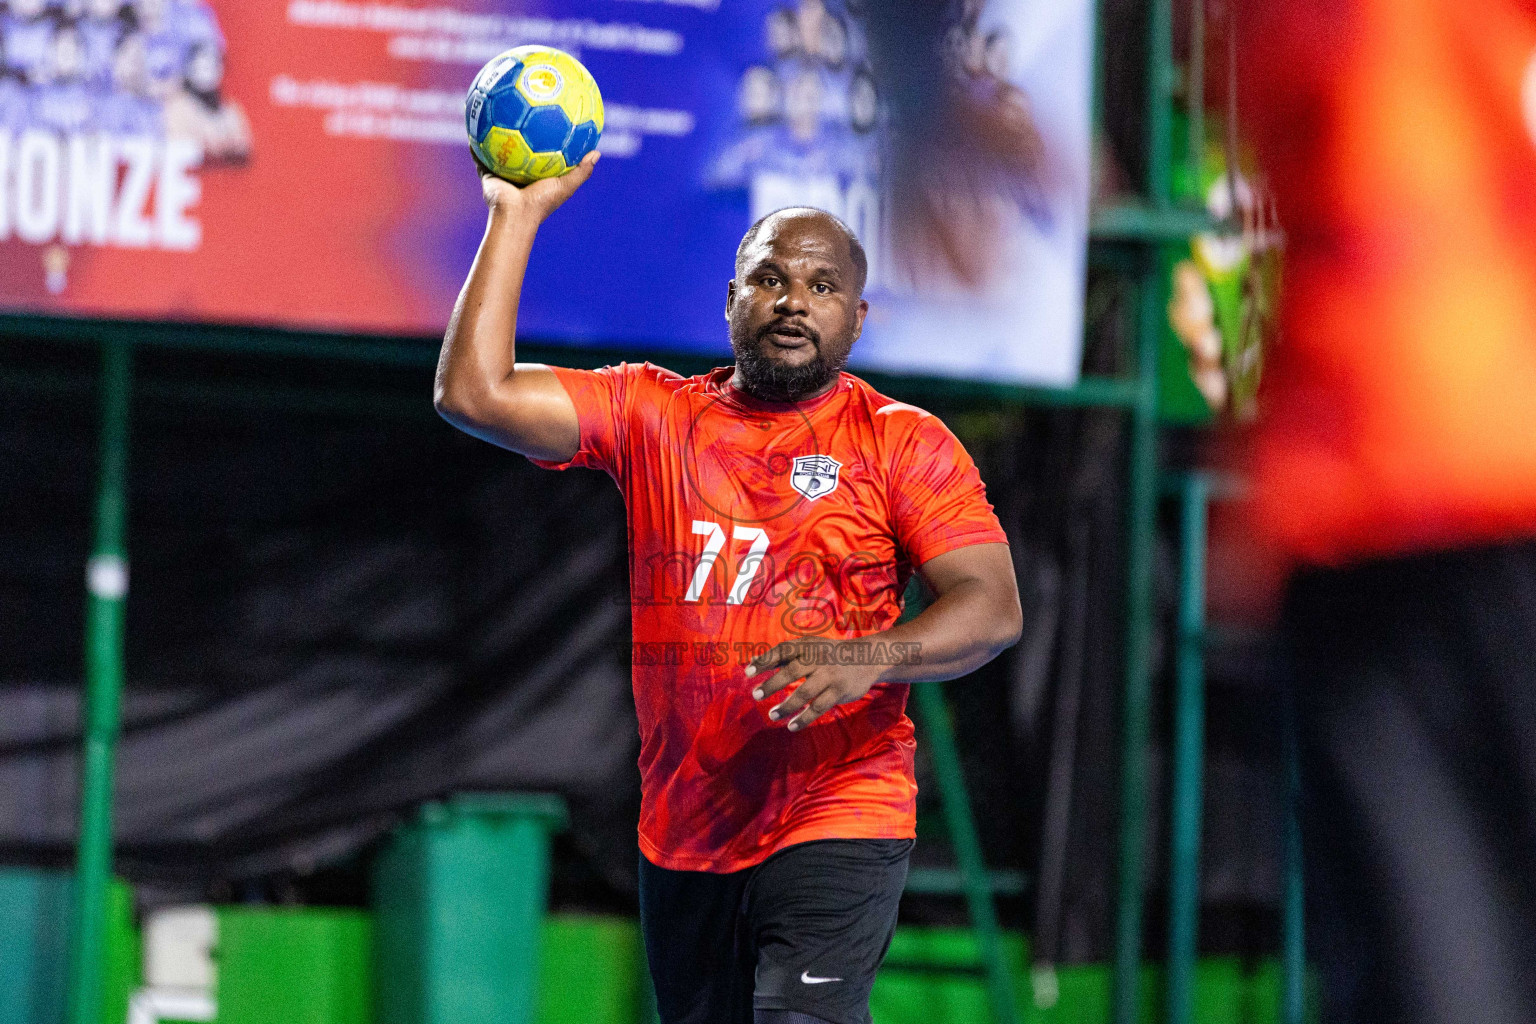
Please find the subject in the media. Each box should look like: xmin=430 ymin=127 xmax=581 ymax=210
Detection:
xmin=0 ymin=878 xmax=1299 ymax=1024
xmin=215 ymin=908 xmax=372 ymax=1024
xmin=535 ymin=916 xmax=650 ymax=1024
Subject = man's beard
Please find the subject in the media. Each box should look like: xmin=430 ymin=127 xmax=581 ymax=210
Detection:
xmin=730 ymin=321 xmax=849 ymax=402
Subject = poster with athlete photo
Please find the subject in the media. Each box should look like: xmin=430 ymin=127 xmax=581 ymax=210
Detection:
xmin=0 ymin=0 xmax=1089 ymax=387
xmin=709 ymin=0 xmax=1091 ymax=383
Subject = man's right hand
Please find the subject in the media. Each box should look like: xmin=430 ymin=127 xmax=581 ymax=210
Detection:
xmin=479 ymin=150 xmax=600 ymax=223
xmin=435 ymin=151 xmax=598 ymax=462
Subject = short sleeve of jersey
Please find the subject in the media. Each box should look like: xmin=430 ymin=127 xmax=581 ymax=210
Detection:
xmin=527 ymin=362 xmax=670 ymax=479
xmin=889 ymin=413 xmax=1009 ymax=566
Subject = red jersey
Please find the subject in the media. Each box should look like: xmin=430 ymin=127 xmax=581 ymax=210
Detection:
xmin=532 ymin=363 xmax=1008 ymax=872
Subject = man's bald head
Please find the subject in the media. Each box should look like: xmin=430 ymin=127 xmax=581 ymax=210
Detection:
xmin=734 ymin=207 xmax=869 ymax=295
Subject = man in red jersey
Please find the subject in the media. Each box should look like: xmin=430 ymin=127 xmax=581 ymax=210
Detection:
xmin=435 ymin=153 xmax=1022 ymax=1024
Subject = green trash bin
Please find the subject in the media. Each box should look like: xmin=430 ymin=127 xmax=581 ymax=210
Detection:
xmin=372 ymin=793 xmax=568 ymax=1024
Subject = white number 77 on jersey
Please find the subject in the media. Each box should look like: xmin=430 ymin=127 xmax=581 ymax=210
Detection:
xmin=685 ymin=520 xmax=770 ymax=605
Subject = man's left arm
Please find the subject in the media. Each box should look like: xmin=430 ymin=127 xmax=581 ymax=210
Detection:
xmin=747 ymin=542 xmax=1023 ymax=731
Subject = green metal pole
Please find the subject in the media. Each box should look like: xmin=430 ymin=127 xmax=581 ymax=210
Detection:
xmin=1282 ymin=694 xmax=1306 ymax=1024
xmin=1146 ymin=0 xmax=1175 ymax=210
xmin=640 ymin=969 xmax=661 ymax=1024
xmin=910 ymin=682 xmax=1020 ymax=1024
xmin=1090 ymin=0 xmax=1107 ymax=141
xmin=67 ymin=338 xmax=132 ymax=1024
xmin=1110 ymin=254 xmax=1164 ymax=1024
xmin=1111 ymin=0 xmax=1173 ymax=1018
xmin=1188 ymin=0 xmax=1206 ymax=191
xmin=1165 ymin=474 xmax=1209 ymax=1024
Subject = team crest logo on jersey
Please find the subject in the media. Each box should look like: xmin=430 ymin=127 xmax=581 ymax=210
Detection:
xmin=790 ymin=455 xmax=841 ymax=500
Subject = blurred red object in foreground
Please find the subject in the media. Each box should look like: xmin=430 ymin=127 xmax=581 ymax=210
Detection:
xmin=1240 ymin=0 xmax=1536 ymax=566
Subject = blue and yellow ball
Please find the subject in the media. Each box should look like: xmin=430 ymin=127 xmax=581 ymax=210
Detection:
xmin=466 ymin=46 xmax=604 ymax=185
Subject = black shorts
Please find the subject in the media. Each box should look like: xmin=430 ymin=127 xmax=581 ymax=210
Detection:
xmin=639 ymin=838 xmax=913 ymax=1024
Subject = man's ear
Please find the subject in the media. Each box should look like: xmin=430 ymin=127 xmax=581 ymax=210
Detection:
xmin=852 ymin=297 xmax=869 ymax=341
xmin=725 ymin=279 xmax=737 ymax=323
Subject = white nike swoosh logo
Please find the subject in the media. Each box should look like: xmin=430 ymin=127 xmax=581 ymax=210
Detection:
xmin=800 ymin=971 xmax=843 ymax=985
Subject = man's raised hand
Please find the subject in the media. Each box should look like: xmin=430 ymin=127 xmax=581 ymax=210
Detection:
xmin=478 ymin=150 xmax=600 ymax=222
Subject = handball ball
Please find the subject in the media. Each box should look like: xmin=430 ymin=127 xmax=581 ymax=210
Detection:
xmin=466 ymin=46 xmax=604 ymax=185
